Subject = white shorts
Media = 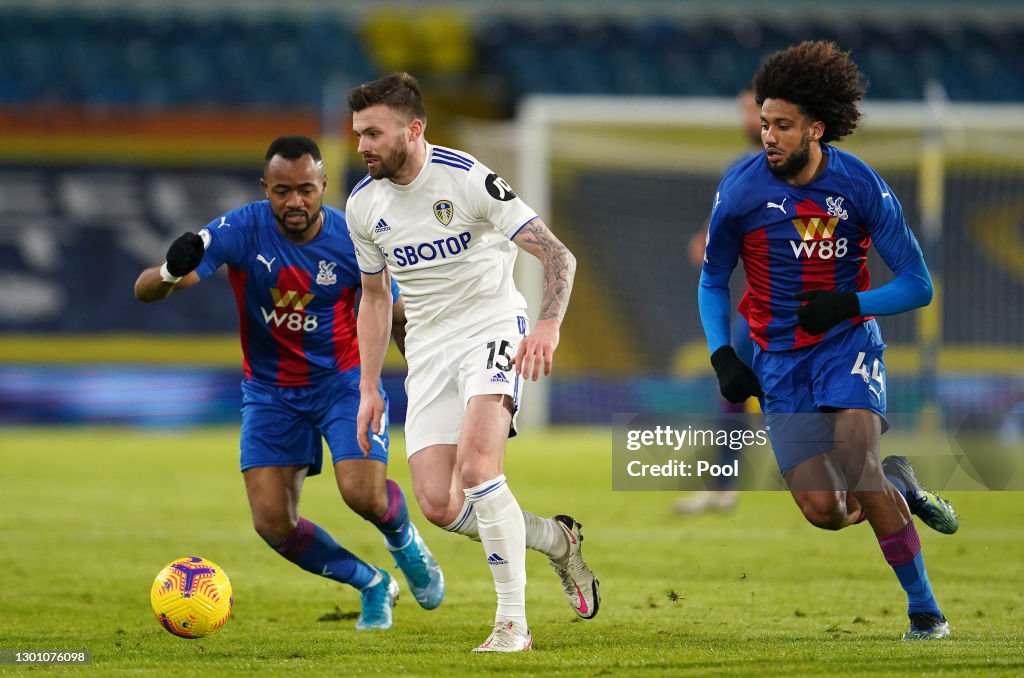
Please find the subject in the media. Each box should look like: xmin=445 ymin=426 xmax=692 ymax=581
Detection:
xmin=403 ymin=315 xmax=528 ymax=457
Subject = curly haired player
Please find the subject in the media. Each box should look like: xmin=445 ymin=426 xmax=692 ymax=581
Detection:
xmin=699 ymin=41 xmax=958 ymax=640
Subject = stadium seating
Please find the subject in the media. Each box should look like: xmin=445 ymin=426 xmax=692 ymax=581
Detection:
xmin=3 ymin=6 xmax=1022 ymax=426
xmin=1 ymin=9 xmax=1021 ymax=107
xmin=1 ymin=10 xmax=375 ymax=107
xmin=475 ymin=15 xmax=1023 ymax=102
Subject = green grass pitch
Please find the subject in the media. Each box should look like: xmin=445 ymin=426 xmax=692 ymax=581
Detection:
xmin=1 ymin=426 xmax=1022 ymax=675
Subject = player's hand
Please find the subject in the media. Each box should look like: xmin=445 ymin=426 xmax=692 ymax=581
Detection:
xmin=710 ymin=345 xmax=763 ymax=404
xmin=795 ymin=290 xmax=860 ymax=335
xmin=512 ymin=319 xmax=559 ymax=381
xmin=165 ymin=232 xmax=206 ymax=277
xmin=356 ymin=389 xmax=386 ymax=457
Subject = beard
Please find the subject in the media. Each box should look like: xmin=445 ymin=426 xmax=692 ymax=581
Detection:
xmin=275 ymin=204 xmax=320 ymax=236
xmin=366 ymin=142 xmax=410 ymax=181
xmin=767 ymin=130 xmax=811 ymax=180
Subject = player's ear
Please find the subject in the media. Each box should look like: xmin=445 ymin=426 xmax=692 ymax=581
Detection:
xmin=810 ymin=121 xmax=825 ymax=141
xmin=408 ymin=117 xmax=425 ymax=142
xmin=259 ymin=177 xmax=269 ymax=197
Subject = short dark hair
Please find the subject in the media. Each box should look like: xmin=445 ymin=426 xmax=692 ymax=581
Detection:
xmin=753 ymin=40 xmax=866 ymax=144
xmin=264 ymin=135 xmax=322 ymax=164
xmin=347 ymin=72 xmax=427 ymax=122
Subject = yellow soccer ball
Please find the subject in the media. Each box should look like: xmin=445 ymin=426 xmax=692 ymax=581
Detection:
xmin=150 ymin=556 xmax=233 ymax=638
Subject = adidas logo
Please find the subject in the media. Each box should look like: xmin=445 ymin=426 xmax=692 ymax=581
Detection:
xmin=490 ymin=372 xmax=509 ymax=383
xmin=487 ymin=553 xmax=509 ymax=566
xmin=374 ymin=218 xmax=391 ymax=233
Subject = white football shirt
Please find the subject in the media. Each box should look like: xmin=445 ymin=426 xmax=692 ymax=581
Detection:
xmin=346 ymin=143 xmax=538 ymax=352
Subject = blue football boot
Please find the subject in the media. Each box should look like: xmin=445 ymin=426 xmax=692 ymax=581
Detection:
xmin=387 ymin=524 xmax=445 ymax=610
xmin=355 ymin=567 xmax=399 ymax=630
xmin=882 ymin=455 xmax=959 ymax=534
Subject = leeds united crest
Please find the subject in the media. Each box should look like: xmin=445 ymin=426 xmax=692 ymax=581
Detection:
xmin=433 ymin=200 xmax=454 ymax=226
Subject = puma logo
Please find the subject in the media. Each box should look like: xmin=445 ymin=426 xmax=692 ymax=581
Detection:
xmin=256 ymin=254 xmax=276 ymax=272
xmin=767 ymin=198 xmax=788 ymax=213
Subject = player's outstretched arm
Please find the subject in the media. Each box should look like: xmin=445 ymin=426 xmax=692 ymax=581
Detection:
xmin=356 ymin=271 xmax=393 ymax=455
xmin=134 ymin=232 xmax=206 ymax=302
xmin=511 ymin=217 xmax=577 ymax=380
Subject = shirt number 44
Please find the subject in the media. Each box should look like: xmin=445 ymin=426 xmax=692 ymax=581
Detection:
xmin=851 ymin=351 xmax=885 ymax=399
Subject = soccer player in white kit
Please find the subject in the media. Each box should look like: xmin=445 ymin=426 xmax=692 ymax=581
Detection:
xmin=346 ymin=72 xmax=601 ymax=652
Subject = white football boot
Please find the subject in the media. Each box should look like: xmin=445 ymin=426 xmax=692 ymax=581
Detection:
xmin=549 ymin=515 xmax=600 ymax=619
xmin=472 ymin=619 xmax=533 ymax=653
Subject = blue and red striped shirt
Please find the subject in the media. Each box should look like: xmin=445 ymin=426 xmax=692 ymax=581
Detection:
xmin=195 ymin=202 xmax=396 ymax=387
xmin=701 ymin=144 xmax=929 ymax=352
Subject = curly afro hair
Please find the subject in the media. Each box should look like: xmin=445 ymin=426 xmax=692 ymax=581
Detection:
xmin=753 ymin=40 xmax=867 ymax=144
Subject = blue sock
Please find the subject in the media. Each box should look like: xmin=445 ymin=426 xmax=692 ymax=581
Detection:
xmin=895 ymin=552 xmax=941 ymax=615
xmin=271 ymin=517 xmax=376 ymax=590
xmin=371 ymin=479 xmax=413 ymax=549
xmin=878 ymin=520 xmax=942 ymax=616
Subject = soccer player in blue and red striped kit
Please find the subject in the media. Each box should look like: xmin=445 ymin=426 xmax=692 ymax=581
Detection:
xmin=135 ymin=135 xmax=443 ymax=630
xmin=700 ymin=41 xmax=959 ymax=640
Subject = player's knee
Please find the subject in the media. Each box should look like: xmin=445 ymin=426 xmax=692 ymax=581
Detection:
xmin=252 ymin=513 xmax=296 ymax=545
xmin=458 ymin=455 xmax=503 ymax=489
xmin=459 ymin=467 xmax=489 ymax=489
xmin=796 ymin=492 xmax=847 ymax=530
xmin=341 ymin=487 xmax=388 ymax=521
xmin=802 ymin=507 xmax=846 ymax=531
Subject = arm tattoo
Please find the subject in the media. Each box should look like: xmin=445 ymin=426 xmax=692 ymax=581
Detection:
xmin=520 ymin=219 xmax=576 ymax=322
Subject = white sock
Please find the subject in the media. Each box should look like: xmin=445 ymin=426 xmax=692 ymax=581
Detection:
xmin=442 ymin=501 xmax=480 ymax=541
xmin=444 ymin=501 xmax=567 ymax=560
xmin=464 ymin=475 xmax=526 ymax=626
xmin=523 ymin=511 xmax=568 ymax=561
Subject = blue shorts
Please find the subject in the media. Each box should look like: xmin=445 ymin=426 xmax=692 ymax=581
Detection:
xmin=239 ymin=367 xmax=389 ymax=475
xmin=753 ymin=320 xmax=889 ymax=476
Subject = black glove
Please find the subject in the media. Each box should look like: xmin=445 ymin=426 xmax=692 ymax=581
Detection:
xmin=795 ymin=290 xmax=860 ymax=335
xmin=165 ymin=232 xmax=206 ymax=277
xmin=710 ymin=345 xmax=763 ymax=404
